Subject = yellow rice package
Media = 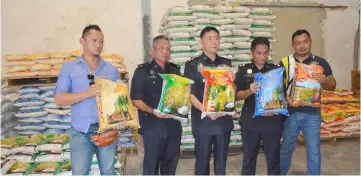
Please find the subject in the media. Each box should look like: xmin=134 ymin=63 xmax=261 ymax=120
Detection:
xmin=200 ymin=66 xmax=236 ymax=119
xmin=157 ymin=74 xmax=193 ymax=124
xmin=95 ymin=78 xmax=139 ymax=132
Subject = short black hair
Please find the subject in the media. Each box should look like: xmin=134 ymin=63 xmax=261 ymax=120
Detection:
xmin=251 ymin=37 xmax=270 ymax=51
xmin=292 ymin=29 xmax=311 ymax=42
xmin=82 ymin=24 xmax=102 ymax=38
xmin=200 ymin=26 xmax=219 ymax=38
xmin=152 ymin=35 xmax=169 ymax=45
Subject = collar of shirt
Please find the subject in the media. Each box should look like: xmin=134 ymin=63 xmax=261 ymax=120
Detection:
xmin=150 ymin=59 xmax=169 ymax=73
xmin=76 ymin=55 xmax=106 ymax=72
xmin=293 ymin=53 xmax=315 ymax=63
xmin=250 ymin=62 xmax=270 ymax=72
xmin=200 ymin=52 xmax=221 ymax=65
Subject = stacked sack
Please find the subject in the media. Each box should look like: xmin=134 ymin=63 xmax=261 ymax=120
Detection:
xmin=2 ymin=51 xmax=126 ymax=78
xmin=158 ymin=5 xmax=277 ymax=69
xmin=319 ymin=89 xmax=360 ymax=138
xmin=117 ymin=128 xmax=137 ymax=150
xmin=1 ymin=88 xmax=20 ymax=138
xmin=180 ymin=116 xmax=194 ymax=149
xmin=159 ymin=6 xmax=199 ymax=75
xmin=0 ymin=134 xmax=123 ymax=175
xmin=13 ymin=86 xmax=71 ymax=135
xmin=230 ymin=100 xmax=244 ymax=146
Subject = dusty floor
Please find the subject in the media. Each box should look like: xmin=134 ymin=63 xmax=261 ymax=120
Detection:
xmin=125 ymin=137 xmax=360 ymax=175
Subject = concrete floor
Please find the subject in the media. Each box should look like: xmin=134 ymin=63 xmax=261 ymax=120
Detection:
xmin=125 ymin=137 xmax=360 ymax=175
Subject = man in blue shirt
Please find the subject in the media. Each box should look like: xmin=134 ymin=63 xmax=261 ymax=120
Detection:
xmin=54 ymin=24 xmax=126 ymax=175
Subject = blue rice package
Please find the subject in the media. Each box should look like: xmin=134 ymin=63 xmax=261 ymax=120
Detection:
xmin=43 ymin=129 xmax=64 ymax=134
xmin=18 ymin=117 xmax=43 ymax=123
xmin=14 ymin=99 xmax=45 ymax=107
xmin=64 ymin=129 xmax=71 ymax=133
xmin=38 ymin=86 xmax=55 ymax=91
xmin=119 ymin=136 xmax=132 ymax=142
xmin=42 ymin=122 xmax=71 ymax=129
xmin=42 ymin=97 xmax=55 ymax=103
xmin=60 ymin=116 xmax=71 ymax=123
xmin=118 ymin=138 xmax=137 ymax=148
xmin=39 ymin=90 xmax=54 ymax=99
xmin=253 ymin=67 xmax=289 ymax=117
xmin=15 ymin=122 xmax=46 ymax=131
xmin=17 ymin=130 xmax=43 ymax=135
xmin=38 ymin=114 xmax=62 ymax=122
xmin=19 ymin=106 xmax=43 ymax=111
xmin=119 ymin=128 xmax=133 ymax=136
xmin=15 ymin=109 xmax=48 ymax=118
xmin=19 ymin=87 xmax=40 ymax=93
xmin=19 ymin=92 xmax=40 ymax=99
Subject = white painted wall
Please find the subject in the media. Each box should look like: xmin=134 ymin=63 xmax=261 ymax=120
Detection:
xmin=1 ymin=0 xmax=143 ymax=78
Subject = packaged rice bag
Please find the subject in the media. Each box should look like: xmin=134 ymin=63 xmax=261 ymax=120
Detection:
xmin=42 ymin=122 xmax=71 ymax=129
xmin=60 ymin=115 xmax=71 ymax=123
xmin=19 ymin=87 xmax=40 ymax=94
xmin=119 ymin=128 xmax=133 ymax=136
xmin=17 ymin=130 xmax=43 ymax=135
xmin=27 ymin=162 xmax=61 ymax=174
xmin=38 ymin=114 xmax=62 ymax=122
xmin=19 ymin=106 xmax=43 ymax=111
xmin=19 ymin=92 xmax=40 ymax=99
xmin=1 ymin=136 xmax=28 ymax=148
xmin=1 ymin=160 xmax=17 ymax=174
xmin=157 ymin=74 xmax=193 ymax=123
xmin=9 ymin=146 xmax=36 ymax=155
xmin=95 ymin=78 xmax=139 ymax=132
xmin=38 ymin=86 xmax=55 ymax=91
xmin=20 ymin=134 xmax=48 ymax=146
xmin=15 ymin=122 xmax=46 ymax=131
xmin=253 ymin=67 xmax=288 ymax=117
xmin=33 ymin=152 xmax=64 ymax=163
xmin=18 ymin=117 xmax=43 ymax=123
xmin=16 ymin=109 xmax=48 ymax=118
xmin=291 ymin=63 xmax=323 ymax=107
xmin=200 ymin=66 xmax=236 ymax=118
xmin=43 ymin=129 xmax=65 ymax=134
xmin=13 ymin=99 xmax=45 ymax=107
xmin=55 ymin=161 xmax=71 ymax=175
xmin=4 ymin=162 xmax=32 ymax=174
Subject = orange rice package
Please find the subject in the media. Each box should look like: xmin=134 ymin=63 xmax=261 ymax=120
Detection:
xmin=200 ymin=66 xmax=236 ymax=119
xmin=291 ymin=63 xmax=324 ymax=107
xmin=95 ymin=78 xmax=139 ymax=132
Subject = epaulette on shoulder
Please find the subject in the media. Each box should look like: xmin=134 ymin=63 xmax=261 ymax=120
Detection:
xmin=137 ymin=62 xmax=149 ymax=68
xmin=168 ymin=62 xmax=180 ymax=68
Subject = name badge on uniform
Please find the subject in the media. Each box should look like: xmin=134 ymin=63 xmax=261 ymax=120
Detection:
xmin=245 ymin=69 xmax=253 ymax=77
xmin=148 ymin=69 xmax=157 ymax=78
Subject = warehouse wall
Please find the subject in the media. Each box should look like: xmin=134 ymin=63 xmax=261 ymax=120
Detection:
xmin=1 ymin=0 xmax=359 ymax=89
xmin=1 ymin=0 xmax=143 ymax=79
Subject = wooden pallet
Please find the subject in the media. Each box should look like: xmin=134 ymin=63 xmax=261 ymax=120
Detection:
xmin=179 ymin=145 xmax=244 ymax=159
xmin=3 ymin=75 xmax=58 ymax=87
xmin=297 ymin=134 xmax=360 ymax=146
xmin=121 ymin=146 xmax=138 ymax=156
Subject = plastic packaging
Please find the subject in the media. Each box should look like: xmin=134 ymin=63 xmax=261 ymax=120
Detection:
xmin=253 ymin=67 xmax=288 ymax=117
xmin=200 ymin=65 xmax=236 ymax=118
xmin=291 ymin=63 xmax=324 ymax=107
xmin=95 ymin=78 xmax=139 ymax=132
xmin=28 ymin=162 xmax=61 ymax=174
xmin=157 ymin=74 xmax=193 ymax=123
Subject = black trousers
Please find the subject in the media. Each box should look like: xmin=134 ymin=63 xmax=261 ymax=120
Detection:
xmin=142 ymin=135 xmax=181 ymax=175
xmin=194 ymin=132 xmax=231 ymax=175
xmin=241 ymin=128 xmax=282 ymax=175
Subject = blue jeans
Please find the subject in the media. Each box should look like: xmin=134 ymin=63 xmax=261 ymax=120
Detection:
xmin=70 ymin=125 xmax=118 ymax=175
xmin=280 ymin=111 xmax=321 ymax=175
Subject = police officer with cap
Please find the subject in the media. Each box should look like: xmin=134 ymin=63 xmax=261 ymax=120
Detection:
xmin=130 ymin=35 xmax=182 ymax=175
xmin=184 ymin=26 xmax=234 ymax=175
xmin=234 ymin=37 xmax=284 ymax=175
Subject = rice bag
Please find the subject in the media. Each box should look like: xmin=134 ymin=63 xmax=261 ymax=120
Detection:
xmin=20 ymin=134 xmax=48 ymax=146
xmin=34 ymin=152 xmax=64 ymax=162
xmin=118 ymin=138 xmax=137 ymax=148
xmin=42 ymin=97 xmax=55 ymax=103
xmin=18 ymin=117 xmax=43 ymax=123
xmin=5 ymin=162 xmax=32 ymax=174
xmin=42 ymin=122 xmax=70 ymax=129
xmin=119 ymin=128 xmax=133 ymax=136
xmin=157 ymin=74 xmax=193 ymax=123
xmin=28 ymin=162 xmax=61 ymax=174
xmin=1 ymin=160 xmax=17 ymax=175
xmin=1 ymin=136 xmax=27 ymax=148
xmin=38 ymin=86 xmax=55 ymax=91
xmin=200 ymin=66 xmax=236 ymax=118
xmin=19 ymin=92 xmax=40 ymax=99
xmin=253 ymin=67 xmax=288 ymax=117
xmin=19 ymin=87 xmax=40 ymax=94
xmin=291 ymin=63 xmax=324 ymax=107
xmin=19 ymin=106 xmax=43 ymax=111
xmin=13 ymin=99 xmax=45 ymax=107
xmin=43 ymin=102 xmax=70 ymax=109
xmin=17 ymin=130 xmax=43 ymax=135
xmin=15 ymin=123 xmax=46 ymax=131
xmin=38 ymin=114 xmax=62 ymax=122
xmin=16 ymin=109 xmax=48 ymax=118
xmin=60 ymin=115 xmax=71 ymax=123
xmin=43 ymin=129 xmax=65 ymax=134
xmin=9 ymin=146 xmax=36 ymax=155
xmin=35 ymin=144 xmax=63 ymax=153
xmin=95 ymin=78 xmax=139 ymax=132
xmin=44 ymin=109 xmax=71 ymax=116
xmin=39 ymin=90 xmax=54 ymax=98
